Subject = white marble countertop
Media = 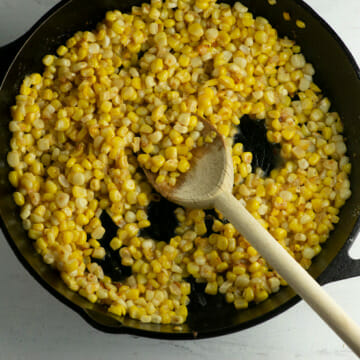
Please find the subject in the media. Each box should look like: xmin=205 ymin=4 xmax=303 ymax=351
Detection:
xmin=0 ymin=1 xmax=360 ymax=359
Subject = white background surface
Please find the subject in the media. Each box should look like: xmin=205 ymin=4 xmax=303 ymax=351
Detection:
xmin=0 ymin=1 xmax=360 ymax=359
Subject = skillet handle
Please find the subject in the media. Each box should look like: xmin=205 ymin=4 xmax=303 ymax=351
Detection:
xmin=318 ymin=229 xmax=360 ymax=285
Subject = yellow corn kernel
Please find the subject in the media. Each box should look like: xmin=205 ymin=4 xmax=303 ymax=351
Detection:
xmin=255 ymin=289 xmax=269 ymax=303
xmin=247 ymin=246 xmax=258 ymax=257
xmin=188 ymin=23 xmax=204 ymax=38
xmin=282 ymin=128 xmax=296 ymax=141
xmin=254 ymin=30 xmax=268 ymax=44
xmin=179 ymin=54 xmax=190 ymax=67
xmin=13 ymin=192 xmax=25 ymax=206
xmin=273 ymin=227 xmax=287 ymax=240
xmin=232 ymin=143 xmax=243 ymax=156
xmin=151 ymin=155 xmax=166 ymax=168
xmin=55 ymin=117 xmax=70 ymax=131
xmin=155 ymin=175 xmax=166 ymax=184
xmin=186 ymin=259 xmax=200 ymax=275
xmin=194 ymin=222 xmax=207 ymax=235
xmin=100 ymin=101 xmax=112 ymax=113
xmin=216 ymin=236 xmax=229 ymax=251
xmin=151 ymin=58 xmax=163 ymax=73
xmin=312 ymin=198 xmax=324 ymax=213
xmin=42 ymin=54 xmax=55 ymax=66
xmin=219 ymin=76 xmax=235 ymax=89
xmin=233 ymin=265 xmax=246 ymax=275
xmin=234 ymin=298 xmax=248 ymax=309
xmin=122 ymin=86 xmax=137 ymax=101
xmin=109 ymin=303 xmax=126 ymax=317
xmin=283 ymin=12 xmax=291 ymax=21
xmin=57 ymin=45 xmax=68 ymax=56
xmin=242 ymin=13 xmax=254 ymax=27
xmin=178 ymin=158 xmax=190 ymax=173
xmin=205 ymin=282 xmax=218 ymax=295
xmin=218 ymin=124 xmax=230 ymax=137
xmin=248 ymin=262 xmax=262 ymax=273
xmin=289 ymin=219 xmax=303 ymax=233
xmin=215 ymin=262 xmax=228 ymax=273
xmin=35 ymin=237 xmax=47 ymax=250
xmin=169 ymin=129 xmax=184 ymax=145
xmin=296 ymin=19 xmax=306 ymax=29
xmin=151 ymin=105 xmax=167 ymax=122
xmin=243 ymin=287 xmax=254 ymax=302
xmin=239 ymin=163 xmax=249 ymax=178
xmin=9 ymin=171 xmax=19 ymax=187
xmin=246 ymin=198 xmax=260 ymax=212
xmin=126 ymin=288 xmax=140 ymax=300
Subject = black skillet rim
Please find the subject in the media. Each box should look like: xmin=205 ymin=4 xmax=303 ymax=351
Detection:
xmin=0 ymin=0 xmax=360 ymax=339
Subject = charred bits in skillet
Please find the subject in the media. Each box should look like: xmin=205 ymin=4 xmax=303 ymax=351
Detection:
xmin=234 ymin=115 xmax=280 ymax=176
xmin=140 ymin=195 xmax=179 ymax=243
xmin=93 ymin=194 xmax=179 ymax=281
xmin=204 ymin=209 xmax=229 ymax=237
xmin=92 ymin=211 xmax=131 ymax=281
xmin=186 ymin=277 xmax=229 ymax=311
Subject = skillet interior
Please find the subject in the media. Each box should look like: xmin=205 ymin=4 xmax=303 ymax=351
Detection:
xmin=0 ymin=0 xmax=359 ymax=338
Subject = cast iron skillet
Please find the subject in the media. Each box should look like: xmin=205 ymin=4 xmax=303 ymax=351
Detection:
xmin=0 ymin=0 xmax=360 ymax=339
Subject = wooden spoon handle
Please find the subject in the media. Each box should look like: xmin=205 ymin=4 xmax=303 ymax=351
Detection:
xmin=215 ymin=190 xmax=360 ymax=356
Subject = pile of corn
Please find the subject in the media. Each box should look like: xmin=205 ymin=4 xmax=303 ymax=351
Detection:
xmin=7 ymin=0 xmax=351 ymax=325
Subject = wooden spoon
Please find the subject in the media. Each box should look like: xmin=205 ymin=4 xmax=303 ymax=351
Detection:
xmin=145 ymin=120 xmax=360 ymax=356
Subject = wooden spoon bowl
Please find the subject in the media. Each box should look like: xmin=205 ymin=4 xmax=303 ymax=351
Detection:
xmin=145 ymin=120 xmax=233 ymax=209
